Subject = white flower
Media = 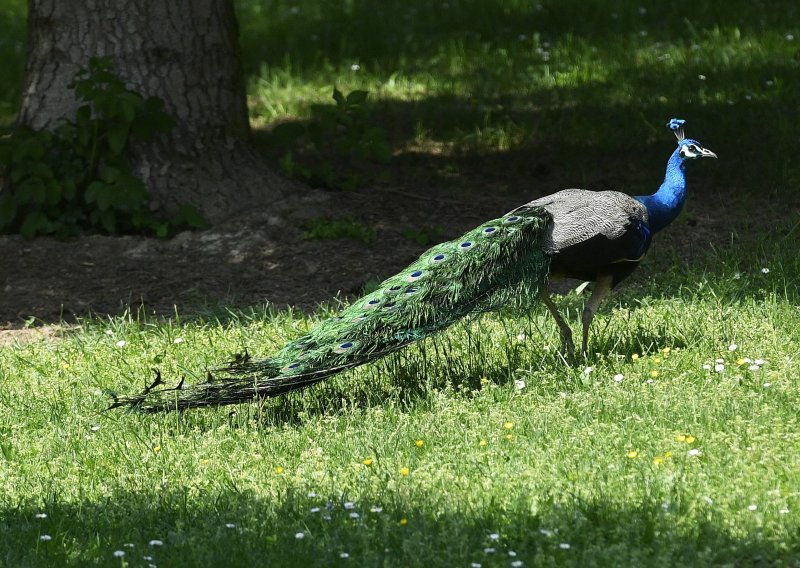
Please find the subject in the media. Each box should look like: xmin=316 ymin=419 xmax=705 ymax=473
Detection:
xmin=762 ymin=267 xmax=770 ymax=273
xmin=613 ymin=373 xmax=624 ymax=383
xmin=144 ymin=556 xmax=153 ymax=561
xmin=90 ymin=424 xmax=101 ymax=431
xmin=763 ymin=382 xmax=771 ymax=388
xmin=295 ymin=532 xmax=305 ymax=539
xmin=539 ymin=529 xmax=553 ymax=536
xmin=123 ymin=543 xmax=135 ymax=548
xmin=687 ymin=449 xmax=701 ymax=456
xmin=733 ymin=272 xmax=741 ymax=279
xmin=344 ymin=502 xmax=355 ymax=510
xmin=748 ymin=504 xmax=757 ymax=511
xmin=516 ymin=332 xmax=526 ymax=341
xmin=646 ymin=378 xmax=654 ymax=384
xmin=39 ymin=534 xmax=52 ymax=541
xmin=754 ymin=359 xmax=766 ymax=365
xmin=225 ymin=523 xmax=236 ymax=529
xmin=728 ymin=344 xmax=738 ymax=351
xmin=173 ymin=337 xmax=184 ymax=344
xmin=307 ymin=492 xmax=316 ymax=498
xmin=703 ymin=496 xmax=713 ymax=505
xmin=698 ymin=74 xmax=707 ymax=80
xmin=369 ymin=506 xmax=383 ymax=513
xmin=349 ymin=512 xmax=360 ymax=519
xmin=511 ymin=561 xmax=524 ymax=567
xmin=310 ymin=507 xmax=320 ymax=513
xmin=113 ymin=550 xmax=125 ymax=557
xmin=508 ymin=550 xmax=517 ymax=557
xmin=35 ymin=513 xmax=47 ymax=519
xmin=105 ymin=329 xmax=114 ymax=335
xmin=350 ymin=64 xmax=360 ymax=71
xmin=661 ymin=502 xmax=669 ymax=510
xmin=340 ymin=552 xmax=350 ymax=559
xmin=514 ymin=379 xmax=526 ymax=390
xmin=116 ymin=340 xmax=127 ymax=348
xmin=715 ymin=358 xmax=725 ymax=363
xmin=583 ymin=366 xmax=593 ymax=375
xmin=703 ymin=364 xmax=711 ymax=370
xmin=749 ymin=365 xmax=761 ymax=371
xmin=779 ymin=508 xmax=790 ymax=514
xmin=484 ymin=547 xmax=496 ymax=554
xmin=787 ymin=34 xmax=795 ymax=40
xmin=148 ymin=540 xmax=163 ymax=546
xmin=765 ymin=81 xmax=774 ymax=87
xmin=714 ymin=364 xmax=724 ymax=373
xmin=471 ymin=563 xmax=482 ymax=568
xmin=559 ymin=542 xmax=571 ymax=549
xmin=489 ymin=533 xmax=500 ymax=541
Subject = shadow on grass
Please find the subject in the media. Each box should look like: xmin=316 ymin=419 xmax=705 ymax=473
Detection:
xmin=2 ymin=487 xmax=796 ymax=566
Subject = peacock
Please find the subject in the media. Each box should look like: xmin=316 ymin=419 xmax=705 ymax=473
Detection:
xmin=111 ymin=118 xmax=715 ymax=412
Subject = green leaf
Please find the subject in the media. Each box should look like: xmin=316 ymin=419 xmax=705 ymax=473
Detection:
xmin=346 ymin=90 xmax=368 ymax=105
xmin=20 ymin=211 xmax=48 ymax=239
xmin=98 ymin=209 xmax=117 ymax=233
xmin=107 ymin=123 xmax=130 ymax=155
xmin=173 ymin=204 xmax=209 ymax=230
xmin=99 ymin=165 xmax=121 ymax=183
xmin=332 ymin=87 xmax=345 ymax=107
xmin=15 ymin=178 xmax=47 ymax=204
xmin=84 ymin=180 xmax=104 ymax=204
xmin=0 ymin=194 xmax=18 ymax=228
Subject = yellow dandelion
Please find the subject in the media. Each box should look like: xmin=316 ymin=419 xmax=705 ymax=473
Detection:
xmin=736 ymin=358 xmax=747 ymax=366
xmin=479 ymin=439 xmax=488 ymax=447
xmin=200 ymin=459 xmax=209 ymax=465
xmin=653 ymin=456 xmax=664 ymax=465
xmin=363 ymin=458 xmax=374 ymax=467
xmin=480 ymin=377 xmax=489 ymax=385
xmin=685 ymin=436 xmax=696 ymax=444
xmin=415 ymin=439 xmax=424 ymax=448
xmin=400 ymin=467 xmax=410 ymax=476
xmin=627 ymin=451 xmax=639 ymax=459
xmin=153 ymin=445 xmax=161 ymax=453
xmin=653 ymin=357 xmax=661 ymax=364
xmin=275 ymin=466 xmax=285 ymax=474
xmin=61 ymin=362 xmax=70 ymax=369
xmin=399 ymin=518 xmax=408 ymax=526
xmin=662 ymin=347 xmax=671 ymax=354
xmin=506 ymin=434 xmax=513 ymax=441
xmin=503 ymin=422 xmax=514 ymax=430
xmin=675 ymin=434 xmax=686 ymax=442
xmin=631 ymin=353 xmax=639 ymax=361
xmin=650 ymin=370 xmax=659 ymax=378
xmin=664 ymin=451 xmax=673 ymax=458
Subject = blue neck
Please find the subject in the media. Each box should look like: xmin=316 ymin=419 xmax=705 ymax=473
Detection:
xmin=634 ymin=148 xmax=686 ymax=233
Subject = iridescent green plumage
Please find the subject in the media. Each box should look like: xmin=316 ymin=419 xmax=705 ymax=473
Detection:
xmin=111 ymin=206 xmax=552 ymax=412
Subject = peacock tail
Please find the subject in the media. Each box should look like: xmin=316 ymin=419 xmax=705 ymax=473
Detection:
xmin=111 ymin=206 xmax=552 ymax=412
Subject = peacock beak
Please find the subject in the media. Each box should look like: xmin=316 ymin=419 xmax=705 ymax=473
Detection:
xmin=701 ymin=147 xmax=717 ymax=159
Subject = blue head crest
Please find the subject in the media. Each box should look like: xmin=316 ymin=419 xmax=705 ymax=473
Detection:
xmin=667 ymin=118 xmax=686 ymax=142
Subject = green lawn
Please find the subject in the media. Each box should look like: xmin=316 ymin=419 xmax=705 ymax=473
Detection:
xmin=1 ymin=0 xmax=800 ymax=566
xmin=1 ymin=223 xmax=799 ymax=566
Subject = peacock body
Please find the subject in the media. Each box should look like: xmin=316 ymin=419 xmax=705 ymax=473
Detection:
xmin=111 ymin=118 xmax=715 ymax=412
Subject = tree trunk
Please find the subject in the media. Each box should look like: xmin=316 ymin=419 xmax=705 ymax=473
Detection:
xmin=19 ymin=0 xmax=299 ymax=223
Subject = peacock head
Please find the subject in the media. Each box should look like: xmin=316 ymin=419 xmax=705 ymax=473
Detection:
xmin=668 ymin=118 xmax=717 ymax=161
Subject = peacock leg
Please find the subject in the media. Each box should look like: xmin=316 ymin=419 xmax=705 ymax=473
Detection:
xmin=540 ymin=289 xmax=575 ymax=358
xmin=580 ymin=275 xmax=613 ymax=357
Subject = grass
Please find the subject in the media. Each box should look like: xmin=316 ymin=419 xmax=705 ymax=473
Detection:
xmin=1 ymin=0 xmax=800 ymax=565
xmin=1 ymin=224 xmax=799 ymax=566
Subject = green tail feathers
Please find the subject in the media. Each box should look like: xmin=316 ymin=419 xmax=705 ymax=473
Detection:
xmin=110 ymin=206 xmax=552 ymax=412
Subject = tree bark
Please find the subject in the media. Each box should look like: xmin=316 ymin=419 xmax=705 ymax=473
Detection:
xmin=19 ymin=0 xmax=298 ymax=223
